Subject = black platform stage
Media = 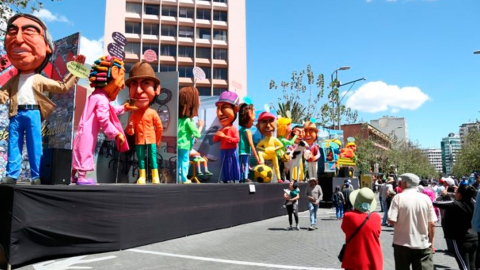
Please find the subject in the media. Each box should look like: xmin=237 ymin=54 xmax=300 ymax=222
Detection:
xmin=0 ymin=183 xmax=308 ymax=267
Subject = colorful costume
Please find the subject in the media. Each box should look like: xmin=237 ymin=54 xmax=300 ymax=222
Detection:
xmin=304 ymin=121 xmax=320 ymax=180
xmin=256 ymin=112 xmax=283 ymax=183
xmin=238 ymin=100 xmax=259 ymax=183
xmin=213 ymin=126 xmax=240 ymax=183
xmin=214 ymin=91 xmax=240 ymax=183
xmin=0 ymin=13 xmax=85 ymax=184
xmin=178 ymin=117 xmax=201 ymax=183
xmin=72 ymin=56 xmax=129 ymax=185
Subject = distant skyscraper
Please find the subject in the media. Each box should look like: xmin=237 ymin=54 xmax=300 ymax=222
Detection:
xmin=370 ymin=116 xmax=408 ymax=142
xmin=459 ymin=122 xmax=479 ymax=145
xmin=104 ymin=0 xmax=247 ymax=97
xmin=422 ymin=148 xmax=442 ymax=173
xmin=441 ymin=133 xmax=461 ymax=175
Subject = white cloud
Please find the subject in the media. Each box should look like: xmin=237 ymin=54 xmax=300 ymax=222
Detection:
xmin=79 ymin=36 xmax=104 ymax=65
xmin=345 ymin=81 xmax=430 ymax=113
xmin=33 ymin=9 xmax=71 ymax=24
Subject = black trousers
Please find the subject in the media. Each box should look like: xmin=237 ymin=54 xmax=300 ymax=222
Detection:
xmin=451 ymin=238 xmax=477 ymax=270
xmin=286 ymin=204 xmax=298 ymax=226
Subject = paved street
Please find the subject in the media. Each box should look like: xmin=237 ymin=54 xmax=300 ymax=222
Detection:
xmin=11 ymin=200 xmax=458 ymax=270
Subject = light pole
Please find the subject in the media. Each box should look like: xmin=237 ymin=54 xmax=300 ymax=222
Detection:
xmin=330 ymin=67 xmax=350 ymax=130
xmin=474 ymin=50 xmax=480 ymax=54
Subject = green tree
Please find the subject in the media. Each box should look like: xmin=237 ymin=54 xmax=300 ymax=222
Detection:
xmin=451 ymin=130 xmax=480 ymax=177
xmin=269 ymin=65 xmax=324 ymax=123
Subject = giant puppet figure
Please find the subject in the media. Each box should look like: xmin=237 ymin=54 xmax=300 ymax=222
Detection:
xmin=177 ymin=86 xmax=204 ymax=184
xmin=0 ymin=14 xmax=85 ymax=185
xmin=238 ymin=98 xmax=261 ymax=183
xmin=304 ymin=121 xmax=320 ymax=179
xmin=71 ymin=55 xmax=132 ymax=185
xmin=125 ymin=62 xmax=163 ymax=185
xmin=213 ymin=91 xmax=240 ymax=183
xmin=276 ymin=116 xmax=296 ymax=182
xmin=256 ymin=112 xmax=284 ymax=183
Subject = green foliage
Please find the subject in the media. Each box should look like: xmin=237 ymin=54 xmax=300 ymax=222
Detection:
xmin=269 ymin=65 xmax=324 ymax=123
xmin=451 ymin=130 xmax=480 ymax=177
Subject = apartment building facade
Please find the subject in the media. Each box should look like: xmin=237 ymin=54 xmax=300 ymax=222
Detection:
xmin=104 ymin=0 xmax=247 ymax=97
xmin=441 ymin=133 xmax=461 ymax=175
xmin=422 ymin=148 xmax=442 ymax=173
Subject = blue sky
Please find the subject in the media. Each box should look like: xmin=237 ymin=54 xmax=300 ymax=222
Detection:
xmin=7 ymin=0 xmax=480 ymax=149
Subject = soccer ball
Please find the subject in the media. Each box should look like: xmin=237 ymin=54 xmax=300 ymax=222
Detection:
xmin=254 ymin=165 xmax=273 ymax=183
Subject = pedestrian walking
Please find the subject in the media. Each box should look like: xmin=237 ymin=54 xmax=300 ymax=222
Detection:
xmin=284 ymin=181 xmax=300 ymax=230
xmin=332 ymin=186 xmax=345 ymax=220
xmin=305 ymin=178 xmax=322 ymax=230
xmin=341 ymin=187 xmax=383 ymax=270
xmin=434 ymin=184 xmax=477 ymax=270
xmin=342 ymin=181 xmax=354 ymax=212
xmin=388 ymin=173 xmax=437 ymax=270
xmin=380 ymin=177 xmax=394 ymax=226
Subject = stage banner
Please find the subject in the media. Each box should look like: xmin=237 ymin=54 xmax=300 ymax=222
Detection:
xmin=0 ymin=33 xmax=79 ymax=179
xmin=95 ymin=71 xmax=179 ymax=184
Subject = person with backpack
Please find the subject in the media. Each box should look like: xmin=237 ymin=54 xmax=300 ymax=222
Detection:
xmin=333 ymin=186 xmax=345 ymax=220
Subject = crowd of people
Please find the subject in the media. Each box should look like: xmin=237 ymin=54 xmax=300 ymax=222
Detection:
xmin=283 ymin=172 xmax=480 ymax=270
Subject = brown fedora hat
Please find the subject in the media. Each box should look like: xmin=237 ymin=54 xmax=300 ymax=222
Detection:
xmin=125 ymin=61 xmax=160 ymax=86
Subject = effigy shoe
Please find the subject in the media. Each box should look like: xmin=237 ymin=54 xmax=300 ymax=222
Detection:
xmin=0 ymin=177 xmax=16 ymax=185
xmin=76 ymin=178 xmax=96 ymax=185
xmin=31 ymin=178 xmax=41 ymax=185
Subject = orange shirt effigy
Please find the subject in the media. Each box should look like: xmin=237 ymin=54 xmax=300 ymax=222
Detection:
xmin=128 ymin=108 xmax=163 ymax=145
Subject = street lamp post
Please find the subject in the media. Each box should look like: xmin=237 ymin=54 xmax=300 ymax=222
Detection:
xmin=474 ymin=50 xmax=480 ymax=54
xmin=330 ymin=67 xmax=350 ymax=130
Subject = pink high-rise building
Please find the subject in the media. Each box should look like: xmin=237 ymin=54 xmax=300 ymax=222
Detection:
xmin=104 ymin=0 xmax=247 ymax=97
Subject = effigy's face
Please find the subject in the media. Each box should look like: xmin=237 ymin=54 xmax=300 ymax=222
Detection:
xmin=293 ymin=128 xmax=304 ymax=143
xmin=258 ymin=118 xmax=275 ymax=137
xmin=216 ymin=102 xmax=235 ymax=127
xmin=304 ymin=128 xmax=317 ymax=145
xmin=103 ymin=67 xmax=125 ymax=101
xmin=129 ymin=78 xmax=159 ymax=110
xmin=5 ymin=17 xmax=51 ymax=73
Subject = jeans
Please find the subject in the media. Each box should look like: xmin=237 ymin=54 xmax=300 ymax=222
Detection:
xmin=382 ymin=200 xmax=389 ymax=225
xmin=178 ymin=149 xmax=189 ymax=183
xmin=239 ymin=154 xmax=250 ymax=181
xmin=336 ymin=204 xmax=344 ymax=219
xmin=7 ymin=110 xmax=42 ymax=180
xmin=308 ymin=202 xmax=319 ymax=226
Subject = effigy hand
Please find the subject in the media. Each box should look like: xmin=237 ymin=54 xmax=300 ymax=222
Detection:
xmin=73 ymin=54 xmax=86 ymax=65
xmin=116 ymin=133 xmax=126 ymax=145
xmin=123 ymin=103 xmax=138 ymax=112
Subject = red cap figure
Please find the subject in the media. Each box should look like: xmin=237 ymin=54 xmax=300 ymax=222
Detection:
xmin=256 ymin=111 xmax=284 ymax=183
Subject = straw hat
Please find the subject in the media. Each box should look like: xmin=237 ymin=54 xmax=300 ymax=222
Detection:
xmin=349 ymin=187 xmax=377 ymax=213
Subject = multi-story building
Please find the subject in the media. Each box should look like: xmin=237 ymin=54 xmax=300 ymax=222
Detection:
xmin=370 ymin=116 xmax=408 ymax=142
xmin=104 ymin=0 xmax=247 ymax=97
xmin=459 ymin=122 xmax=479 ymax=145
xmin=341 ymin=123 xmax=392 ymax=150
xmin=441 ymin=133 xmax=461 ymax=175
xmin=422 ymin=148 xmax=442 ymax=173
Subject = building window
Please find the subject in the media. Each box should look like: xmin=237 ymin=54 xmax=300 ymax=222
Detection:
xmin=161 ymin=25 xmax=177 ymax=36
xmin=197 ymin=87 xmax=211 ymax=96
xmin=126 ymin=3 xmax=141 ymax=15
xmin=145 ymin=4 xmax=160 ymax=15
xmin=125 ymin=42 xmax=140 ymax=55
xmin=142 ymin=43 xmax=159 ymax=55
xmin=196 ymin=47 xmax=211 ymax=59
xmin=213 ymin=0 xmax=227 ymax=3
xmin=125 ymin=22 xmax=141 ymax=34
xmin=178 ymin=46 xmax=194 ymax=58
xmin=213 ymin=11 xmax=227 ymax=21
xmin=161 ymin=5 xmax=177 ymax=17
xmin=125 ymin=63 xmax=133 ymax=73
xmin=143 ymin=23 xmax=159 ymax=35
xmin=160 ymin=45 xmax=176 ymax=57
xmin=178 ymin=7 xmax=194 ymax=18
xmin=213 ymin=68 xmax=227 ymax=80
xmin=178 ymin=66 xmax=193 ymax=78
xmin=150 ymin=64 xmax=158 ymax=72
xmin=213 ymin=88 xmax=227 ymax=95
xmin=160 ymin=65 xmax=176 ymax=72
xmin=213 ymin=29 xmax=227 ymax=41
xmin=179 ymin=26 xmax=194 ymax=38
xmin=213 ymin=48 xmax=227 ymax=60
xmin=196 ymin=28 xmax=210 ymax=39
xmin=197 ymin=9 xmax=211 ymax=20
xmin=198 ymin=0 xmax=211 ymax=2
xmin=201 ymin=67 xmax=211 ymax=79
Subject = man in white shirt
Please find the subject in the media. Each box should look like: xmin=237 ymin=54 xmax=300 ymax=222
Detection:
xmin=388 ymin=173 xmax=437 ymax=270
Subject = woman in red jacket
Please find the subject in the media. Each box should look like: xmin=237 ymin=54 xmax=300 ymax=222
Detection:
xmin=341 ymin=188 xmax=383 ymax=270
